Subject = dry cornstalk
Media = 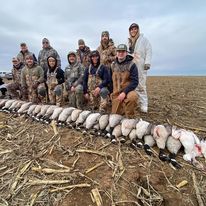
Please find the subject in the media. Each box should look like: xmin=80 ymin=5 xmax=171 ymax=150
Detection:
xmin=40 ymin=158 xmax=70 ymax=169
xmin=192 ymin=172 xmax=204 ymax=206
xmin=98 ymin=142 xmax=111 ymax=151
xmin=161 ymin=170 xmax=180 ymax=192
xmin=50 ymin=120 xmax=58 ymax=135
xmin=72 ymin=154 xmax=80 ymax=168
xmin=10 ymin=160 xmax=32 ymax=193
xmin=48 ymin=144 xmax=55 ymax=155
xmin=115 ymin=168 xmax=125 ymax=183
xmin=0 ymin=149 xmax=13 ymax=155
xmin=76 ymin=149 xmax=113 ymax=159
xmin=28 ymin=179 xmax=72 ymax=186
xmin=0 ymin=166 xmax=7 ymax=171
xmin=29 ymin=191 xmax=40 ymax=206
xmin=176 ymin=180 xmax=188 ymax=188
xmin=32 ymin=167 xmax=71 ymax=174
xmin=91 ymin=188 xmax=103 ymax=206
xmin=86 ymin=161 xmax=105 ymax=174
xmin=15 ymin=126 xmax=29 ymax=138
xmin=0 ymin=125 xmax=13 ymax=129
xmin=117 ymin=150 xmax=124 ymax=172
xmin=0 ymin=198 xmax=9 ymax=206
xmin=0 ymin=168 xmax=15 ymax=178
xmin=50 ymin=183 xmax=91 ymax=193
xmin=78 ymin=172 xmax=100 ymax=185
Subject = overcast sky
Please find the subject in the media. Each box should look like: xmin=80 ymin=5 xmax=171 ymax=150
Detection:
xmin=0 ymin=0 xmax=205 ymax=75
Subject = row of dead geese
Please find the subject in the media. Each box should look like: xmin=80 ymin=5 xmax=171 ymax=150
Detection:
xmin=0 ymin=99 xmax=206 ymax=170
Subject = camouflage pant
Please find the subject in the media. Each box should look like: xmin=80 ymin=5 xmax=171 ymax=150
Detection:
xmin=48 ymin=84 xmax=63 ymax=106
xmin=88 ymin=75 xmax=109 ymax=111
xmin=26 ymin=83 xmax=47 ymax=103
xmin=89 ymin=87 xmax=109 ymax=111
xmin=68 ymin=85 xmax=84 ymax=109
xmin=7 ymin=82 xmax=21 ymax=99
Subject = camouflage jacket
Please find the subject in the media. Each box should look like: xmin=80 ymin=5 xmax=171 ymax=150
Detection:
xmin=64 ymin=62 xmax=84 ymax=89
xmin=38 ymin=47 xmax=61 ymax=71
xmin=76 ymin=46 xmax=91 ymax=68
xmin=12 ymin=63 xmax=24 ymax=84
xmin=21 ymin=64 xmax=45 ymax=88
xmin=17 ymin=50 xmax=37 ymax=65
xmin=97 ymin=39 xmax=116 ymax=68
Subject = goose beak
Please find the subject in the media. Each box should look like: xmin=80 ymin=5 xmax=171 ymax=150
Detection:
xmin=144 ymin=144 xmax=153 ymax=156
xmin=71 ymin=122 xmax=76 ymax=128
xmin=159 ymin=149 xmax=170 ymax=162
xmin=119 ymin=137 xmax=126 ymax=144
xmin=111 ymin=135 xmax=117 ymax=144
xmin=89 ymin=129 xmax=98 ymax=135
xmin=67 ymin=123 xmax=73 ymax=129
xmin=76 ymin=127 xmax=81 ymax=131
xmin=82 ymin=130 xmax=87 ymax=135
xmin=169 ymin=159 xmax=182 ymax=169
xmin=105 ymin=133 xmax=111 ymax=139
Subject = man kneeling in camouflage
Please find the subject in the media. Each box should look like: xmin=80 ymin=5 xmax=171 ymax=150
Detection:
xmin=7 ymin=57 xmax=24 ymax=99
xmin=83 ymin=50 xmax=111 ymax=112
xmin=64 ymin=51 xmax=84 ymax=108
xmin=21 ymin=54 xmax=46 ymax=103
xmin=47 ymin=56 xmax=64 ymax=106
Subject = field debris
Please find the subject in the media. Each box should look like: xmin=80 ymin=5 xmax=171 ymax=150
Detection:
xmin=0 ymin=77 xmax=206 ymax=205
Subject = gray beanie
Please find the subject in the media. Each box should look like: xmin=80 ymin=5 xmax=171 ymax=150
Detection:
xmin=78 ymin=39 xmax=85 ymax=45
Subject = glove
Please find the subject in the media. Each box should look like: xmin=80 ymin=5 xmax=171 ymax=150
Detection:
xmin=144 ymin=64 xmax=151 ymax=70
xmin=32 ymin=81 xmax=40 ymax=89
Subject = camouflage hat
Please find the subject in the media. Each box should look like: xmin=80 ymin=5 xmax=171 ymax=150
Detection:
xmin=78 ymin=39 xmax=85 ymax=45
xmin=20 ymin=42 xmax=26 ymax=47
xmin=129 ymin=23 xmax=139 ymax=31
xmin=101 ymin=31 xmax=109 ymax=37
xmin=42 ymin=38 xmax=49 ymax=44
xmin=116 ymin=44 xmax=128 ymax=51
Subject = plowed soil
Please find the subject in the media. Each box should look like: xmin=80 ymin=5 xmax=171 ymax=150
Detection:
xmin=0 ymin=76 xmax=205 ymax=206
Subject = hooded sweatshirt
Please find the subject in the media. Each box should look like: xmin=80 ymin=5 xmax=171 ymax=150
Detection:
xmin=47 ymin=56 xmax=64 ymax=85
xmin=64 ymin=52 xmax=84 ymax=88
xmin=111 ymin=55 xmax=138 ymax=95
xmin=12 ymin=62 xmax=24 ymax=84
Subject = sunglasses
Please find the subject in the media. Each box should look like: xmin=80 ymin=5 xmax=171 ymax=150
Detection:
xmin=43 ymin=42 xmax=49 ymax=44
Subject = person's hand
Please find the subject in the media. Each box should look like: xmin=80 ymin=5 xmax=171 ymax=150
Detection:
xmin=144 ymin=64 xmax=150 ymax=70
xmin=133 ymin=52 xmax=140 ymax=60
xmin=117 ymin=92 xmax=126 ymax=102
xmin=32 ymin=81 xmax=39 ymax=89
xmin=84 ymin=93 xmax=90 ymax=100
xmin=71 ymin=86 xmax=75 ymax=92
xmin=94 ymin=87 xmax=100 ymax=97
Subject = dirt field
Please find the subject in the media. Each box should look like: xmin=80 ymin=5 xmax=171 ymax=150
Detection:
xmin=0 ymin=76 xmax=206 ymax=206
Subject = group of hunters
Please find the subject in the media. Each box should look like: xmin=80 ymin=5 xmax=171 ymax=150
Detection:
xmin=5 ymin=23 xmax=152 ymax=118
